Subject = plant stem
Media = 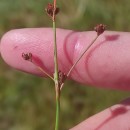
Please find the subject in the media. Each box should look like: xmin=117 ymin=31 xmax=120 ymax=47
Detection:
xmin=53 ymin=21 xmax=59 ymax=82
xmin=67 ymin=35 xmax=99 ymax=77
xmin=52 ymin=2 xmax=60 ymax=130
xmin=55 ymin=83 xmax=60 ymax=130
xmin=52 ymin=1 xmax=60 ymax=130
xmin=28 ymin=60 xmax=54 ymax=81
xmin=53 ymin=20 xmax=60 ymax=130
xmin=53 ymin=19 xmax=60 ymax=130
xmin=36 ymin=66 xmax=54 ymax=81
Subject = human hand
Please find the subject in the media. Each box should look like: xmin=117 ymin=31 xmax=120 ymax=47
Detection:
xmin=0 ymin=28 xmax=130 ymax=130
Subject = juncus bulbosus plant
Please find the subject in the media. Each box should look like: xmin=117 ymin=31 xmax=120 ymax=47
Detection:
xmin=6 ymin=0 xmax=106 ymax=130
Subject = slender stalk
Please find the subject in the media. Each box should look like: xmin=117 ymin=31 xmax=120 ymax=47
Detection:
xmin=52 ymin=1 xmax=60 ymax=130
xmin=36 ymin=66 xmax=54 ymax=81
xmin=53 ymin=0 xmax=58 ymax=82
xmin=53 ymin=21 xmax=59 ymax=82
xmin=67 ymin=35 xmax=99 ymax=77
xmin=53 ymin=20 xmax=60 ymax=130
xmin=53 ymin=0 xmax=56 ymax=21
xmin=55 ymin=83 xmax=60 ymax=130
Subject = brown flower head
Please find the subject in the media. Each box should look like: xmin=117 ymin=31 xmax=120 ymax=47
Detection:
xmin=22 ymin=53 xmax=32 ymax=62
xmin=58 ymin=70 xmax=67 ymax=86
xmin=45 ymin=3 xmax=59 ymax=19
xmin=94 ymin=24 xmax=106 ymax=36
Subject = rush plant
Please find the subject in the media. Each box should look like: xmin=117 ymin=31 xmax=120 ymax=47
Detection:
xmin=21 ymin=0 xmax=106 ymax=130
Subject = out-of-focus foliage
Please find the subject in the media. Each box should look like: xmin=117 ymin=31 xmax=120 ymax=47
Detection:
xmin=0 ymin=0 xmax=130 ymax=130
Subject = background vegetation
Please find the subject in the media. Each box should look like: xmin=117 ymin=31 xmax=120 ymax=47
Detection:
xmin=0 ymin=0 xmax=130 ymax=130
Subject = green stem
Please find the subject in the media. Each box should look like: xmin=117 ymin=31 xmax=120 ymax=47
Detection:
xmin=55 ymin=84 xmax=60 ymax=130
xmin=53 ymin=19 xmax=60 ymax=130
xmin=52 ymin=1 xmax=60 ymax=129
xmin=67 ymin=35 xmax=99 ymax=77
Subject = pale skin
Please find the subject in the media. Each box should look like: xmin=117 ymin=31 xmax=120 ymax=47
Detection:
xmin=0 ymin=28 xmax=130 ymax=130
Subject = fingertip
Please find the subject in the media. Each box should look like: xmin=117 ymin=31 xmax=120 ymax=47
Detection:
xmin=0 ymin=28 xmax=53 ymax=75
xmin=0 ymin=28 xmax=75 ymax=76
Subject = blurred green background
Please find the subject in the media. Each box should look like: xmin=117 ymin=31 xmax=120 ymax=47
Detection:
xmin=0 ymin=0 xmax=130 ymax=130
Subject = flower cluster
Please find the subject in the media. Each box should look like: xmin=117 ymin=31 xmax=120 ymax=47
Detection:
xmin=45 ymin=3 xmax=59 ymax=20
xmin=94 ymin=24 xmax=106 ymax=36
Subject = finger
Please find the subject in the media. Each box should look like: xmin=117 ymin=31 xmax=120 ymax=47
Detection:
xmin=1 ymin=28 xmax=130 ymax=90
xmin=70 ymin=98 xmax=130 ymax=130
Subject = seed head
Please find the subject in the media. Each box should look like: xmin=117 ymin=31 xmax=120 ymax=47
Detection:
xmin=22 ymin=53 xmax=32 ymax=62
xmin=94 ymin=24 xmax=106 ymax=36
xmin=45 ymin=3 xmax=59 ymax=19
xmin=58 ymin=70 xmax=67 ymax=86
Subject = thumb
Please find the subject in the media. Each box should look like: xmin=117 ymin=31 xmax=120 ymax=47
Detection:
xmin=70 ymin=97 xmax=130 ymax=130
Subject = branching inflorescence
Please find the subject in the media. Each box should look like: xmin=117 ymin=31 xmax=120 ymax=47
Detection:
xmin=21 ymin=0 xmax=106 ymax=130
